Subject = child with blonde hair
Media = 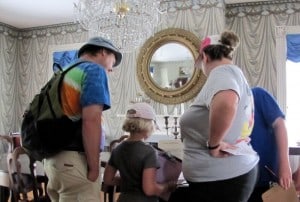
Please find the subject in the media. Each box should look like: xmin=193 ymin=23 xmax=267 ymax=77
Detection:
xmin=104 ymin=102 xmax=176 ymax=202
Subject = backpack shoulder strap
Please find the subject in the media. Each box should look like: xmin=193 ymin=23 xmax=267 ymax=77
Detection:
xmin=37 ymin=60 xmax=88 ymax=118
xmin=61 ymin=60 xmax=89 ymax=75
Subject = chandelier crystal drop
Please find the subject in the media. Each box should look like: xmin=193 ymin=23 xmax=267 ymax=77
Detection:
xmin=74 ymin=0 xmax=164 ymax=53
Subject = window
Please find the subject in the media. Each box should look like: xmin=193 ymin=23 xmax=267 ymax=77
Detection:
xmin=276 ymin=26 xmax=300 ymax=145
xmin=286 ymin=60 xmax=300 ymax=144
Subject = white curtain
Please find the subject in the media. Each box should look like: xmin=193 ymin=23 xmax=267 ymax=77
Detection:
xmin=226 ymin=2 xmax=300 ymax=95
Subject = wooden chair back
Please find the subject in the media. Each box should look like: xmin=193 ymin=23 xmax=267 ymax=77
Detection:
xmin=10 ymin=132 xmax=22 ymax=148
xmin=101 ymin=135 xmax=129 ymax=202
xmin=0 ymin=135 xmax=14 ymax=188
xmin=6 ymin=146 xmax=46 ymax=202
xmin=0 ymin=135 xmax=14 ymax=153
xmin=109 ymin=135 xmax=129 ymax=152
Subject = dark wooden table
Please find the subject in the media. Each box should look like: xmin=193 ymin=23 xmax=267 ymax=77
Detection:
xmin=289 ymin=146 xmax=300 ymax=155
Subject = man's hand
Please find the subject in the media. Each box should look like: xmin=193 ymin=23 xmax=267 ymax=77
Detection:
xmin=87 ymin=168 xmax=99 ymax=182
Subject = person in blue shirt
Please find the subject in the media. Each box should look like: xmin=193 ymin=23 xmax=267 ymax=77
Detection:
xmin=248 ymin=87 xmax=292 ymax=202
xmin=43 ymin=37 xmax=122 ymax=202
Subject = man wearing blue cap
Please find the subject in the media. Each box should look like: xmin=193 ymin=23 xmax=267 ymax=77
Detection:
xmin=43 ymin=37 xmax=122 ymax=202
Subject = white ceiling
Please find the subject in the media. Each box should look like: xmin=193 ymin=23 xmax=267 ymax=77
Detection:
xmin=0 ymin=0 xmax=271 ymax=29
xmin=0 ymin=0 xmax=79 ymax=29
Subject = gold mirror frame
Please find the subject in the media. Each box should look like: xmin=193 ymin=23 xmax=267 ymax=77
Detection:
xmin=137 ymin=28 xmax=206 ymax=104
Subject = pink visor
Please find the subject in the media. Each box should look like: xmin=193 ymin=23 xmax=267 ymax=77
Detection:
xmin=195 ymin=34 xmax=221 ymax=68
xmin=126 ymin=102 xmax=156 ymax=120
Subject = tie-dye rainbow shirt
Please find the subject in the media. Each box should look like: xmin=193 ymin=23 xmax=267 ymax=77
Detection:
xmin=60 ymin=60 xmax=111 ymax=121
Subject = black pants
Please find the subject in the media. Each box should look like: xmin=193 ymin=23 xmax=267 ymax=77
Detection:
xmin=167 ymin=186 xmax=190 ymax=202
xmin=186 ymin=165 xmax=258 ymax=202
xmin=248 ymin=186 xmax=269 ymax=202
xmin=0 ymin=186 xmax=10 ymax=202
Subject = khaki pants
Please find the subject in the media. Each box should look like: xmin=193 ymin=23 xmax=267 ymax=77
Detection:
xmin=44 ymin=151 xmax=101 ymax=202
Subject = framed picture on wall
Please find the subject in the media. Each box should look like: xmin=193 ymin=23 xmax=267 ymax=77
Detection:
xmin=48 ymin=43 xmax=83 ymax=73
xmin=52 ymin=50 xmax=78 ymax=72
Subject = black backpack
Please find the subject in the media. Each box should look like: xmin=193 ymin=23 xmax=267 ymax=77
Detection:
xmin=21 ymin=61 xmax=86 ymax=161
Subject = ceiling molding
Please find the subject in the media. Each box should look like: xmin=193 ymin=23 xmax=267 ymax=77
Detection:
xmin=0 ymin=22 xmax=85 ymax=39
xmin=226 ymin=0 xmax=299 ymax=8
xmin=224 ymin=0 xmax=271 ymax=4
xmin=226 ymin=1 xmax=300 ymax=17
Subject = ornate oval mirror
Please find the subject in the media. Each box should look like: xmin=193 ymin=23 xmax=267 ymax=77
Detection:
xmin=137 ymin=28 xmax=206 ymax=104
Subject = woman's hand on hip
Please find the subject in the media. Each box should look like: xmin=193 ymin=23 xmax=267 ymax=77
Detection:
xmin=209 ymin=141 xmax=236 ymax=158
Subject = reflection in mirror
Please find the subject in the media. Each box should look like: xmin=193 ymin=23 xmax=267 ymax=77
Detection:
xmin=150 ymin=43 xmax=194 ymax=90
xmin=137 ymin=28 xmax=206 ymax=104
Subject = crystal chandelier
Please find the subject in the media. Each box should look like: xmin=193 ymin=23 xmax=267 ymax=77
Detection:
xmin=74 ymin=0 xmax=164 ymax=53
